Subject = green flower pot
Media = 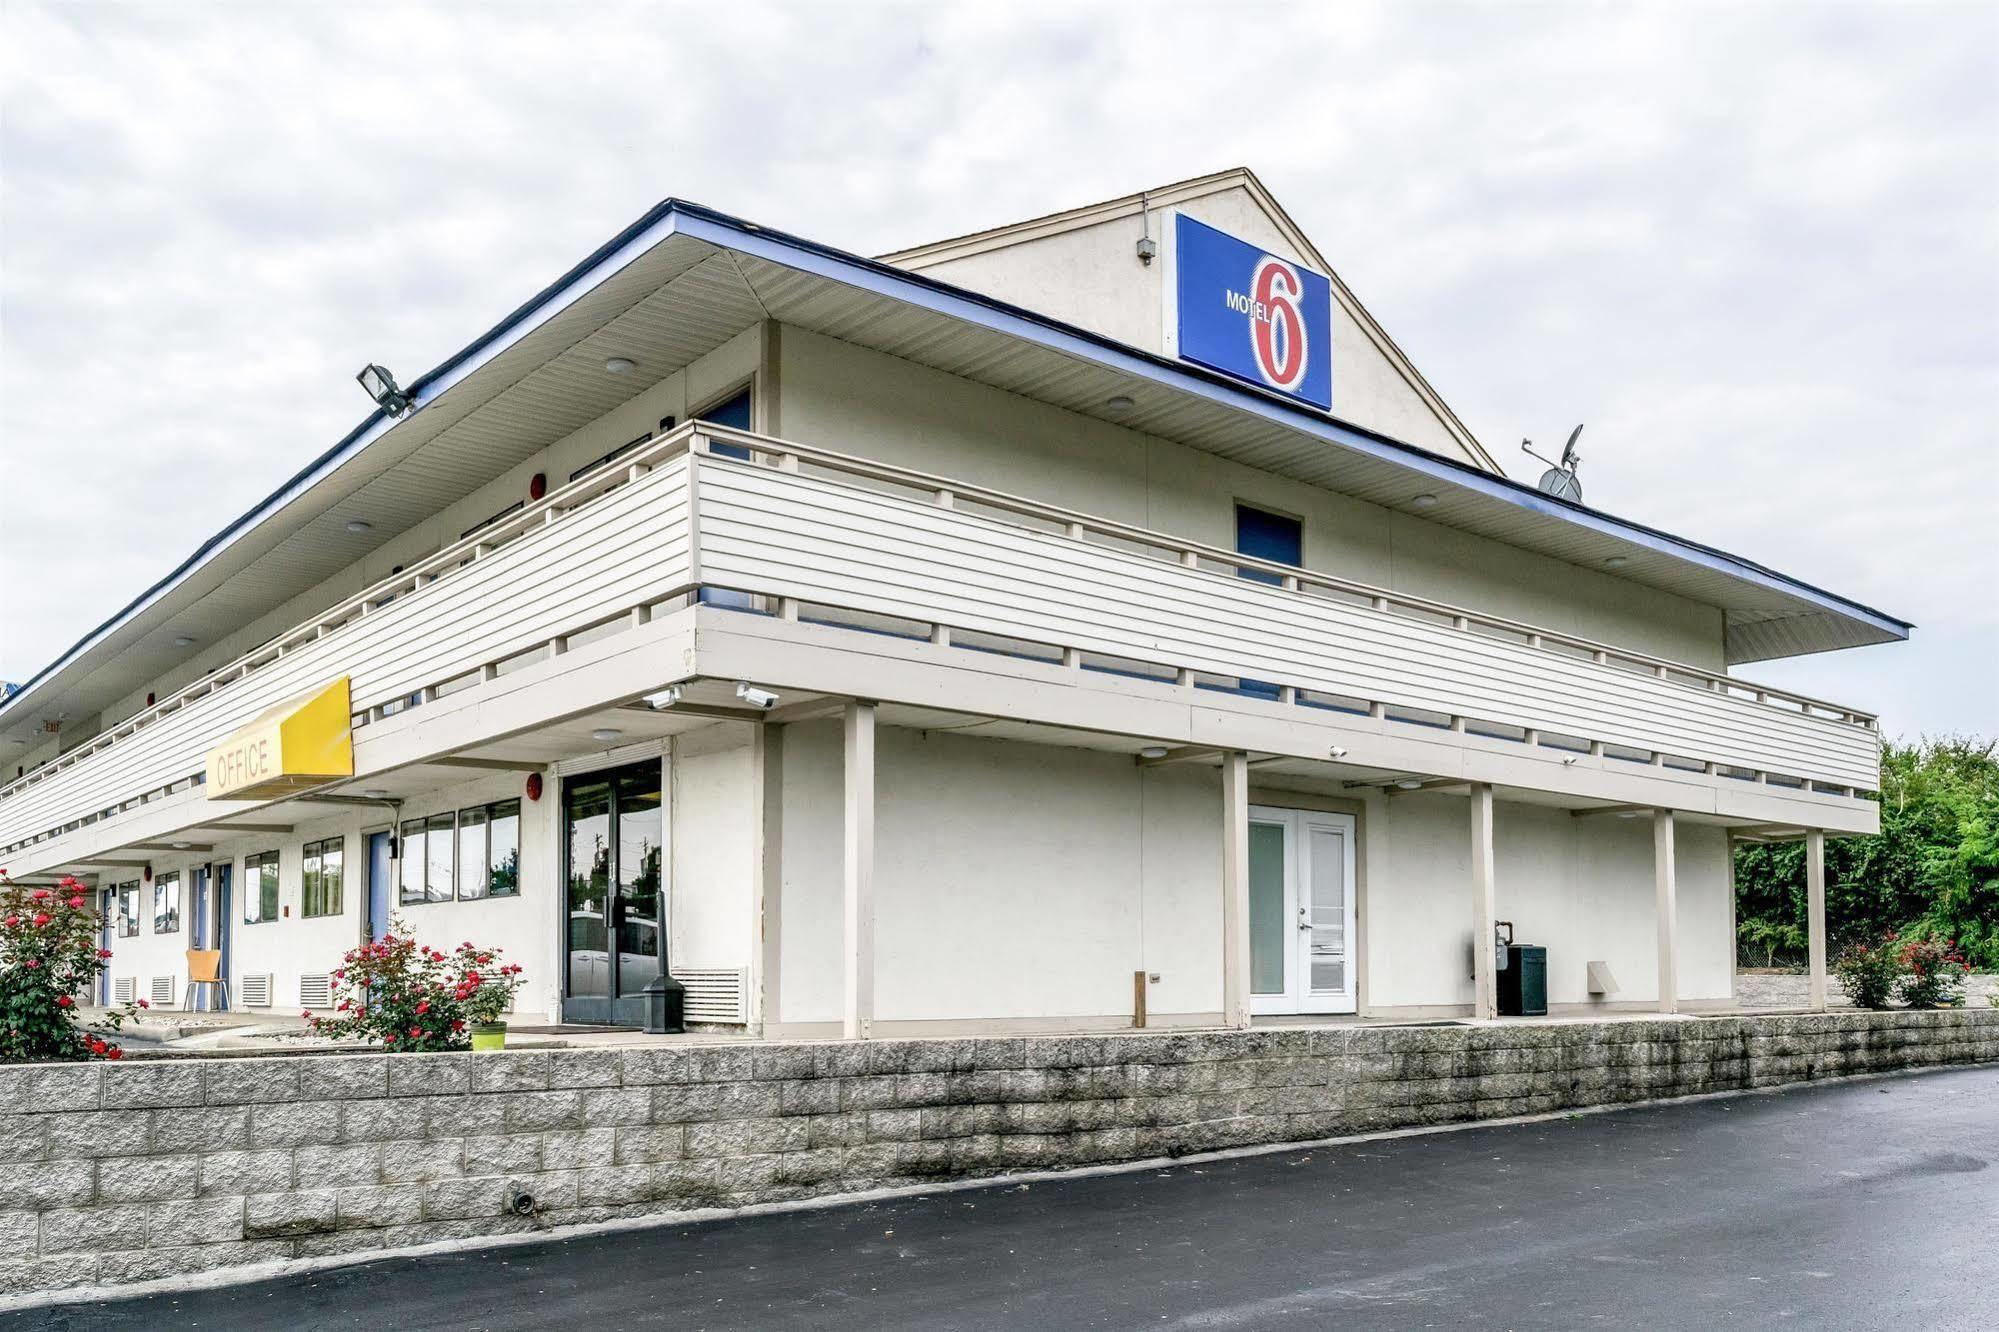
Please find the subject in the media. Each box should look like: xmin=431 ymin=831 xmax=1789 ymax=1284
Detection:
xmin=469 ymin=1022 xmax=507 ymax=1052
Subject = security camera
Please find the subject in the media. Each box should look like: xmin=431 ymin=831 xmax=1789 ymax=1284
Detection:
xmin=644 ymin=685 xmax=684 ymax=710
xmin=1328 ymin=746 xmax=1349 ymax=759
xmin=735 ymin=683 xmax=779 ymax=710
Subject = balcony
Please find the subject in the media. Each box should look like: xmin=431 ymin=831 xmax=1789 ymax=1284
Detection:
xmin=0 ymin=422 xmax=1879 ymax=857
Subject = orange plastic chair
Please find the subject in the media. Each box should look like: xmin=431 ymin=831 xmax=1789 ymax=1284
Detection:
xmin=184 ymin=950 xmax=227 ymax=1012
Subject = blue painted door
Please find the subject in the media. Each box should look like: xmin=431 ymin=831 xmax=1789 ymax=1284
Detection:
xmin=367 ymin=830 xmax=394 ymax=941
xmin=190 ymin=867 xmax=211 ymax=1011
xmin=214 ymin=864 xmax=232 ymax=1008
xmin=700 ymin=388 xmax=756 ymax=608
xmin=98 ymin=887 xmax=114 ymax=1006
xmin=1236 ymin=505 xmax=1302 ymax=696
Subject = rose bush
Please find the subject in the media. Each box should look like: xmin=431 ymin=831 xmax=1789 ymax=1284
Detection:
xmin=305 ymin=922 xmax=525 ymax=1052
xmin=0 ymin=871 xmax=142 ymax=1061
xmin=1896 ymin=936 xmax=1967 ymax=1009
xmin=1830 ymin=934 xmax=1901 ymax=1010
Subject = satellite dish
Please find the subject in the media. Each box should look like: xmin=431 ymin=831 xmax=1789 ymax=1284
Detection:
xmin=1522 ymin=425 xmax=1585 ymax=504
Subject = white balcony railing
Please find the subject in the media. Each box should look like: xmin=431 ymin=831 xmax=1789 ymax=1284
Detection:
xmin=0 ymin=421 xmax=1879 ymax=856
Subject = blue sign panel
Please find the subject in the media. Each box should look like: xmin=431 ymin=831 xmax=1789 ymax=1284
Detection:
xmin=1173 ymin=214 xmax=1332 ymax=409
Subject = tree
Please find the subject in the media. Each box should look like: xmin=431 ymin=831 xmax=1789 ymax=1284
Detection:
xmin=1734 ymin=736 xmax=1999 ymax=969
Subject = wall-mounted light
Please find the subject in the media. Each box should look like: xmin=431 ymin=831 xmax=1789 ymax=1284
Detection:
xmin=355 ymin=364 xmax=412 ymax=415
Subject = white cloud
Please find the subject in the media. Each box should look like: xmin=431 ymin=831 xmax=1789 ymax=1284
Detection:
xmin=2 ymin=0 xmax=1993 ymax=736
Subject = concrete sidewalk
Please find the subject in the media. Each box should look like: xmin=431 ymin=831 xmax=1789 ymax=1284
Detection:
xmin=38 ymin=1064 xmax=1999 ymax=1331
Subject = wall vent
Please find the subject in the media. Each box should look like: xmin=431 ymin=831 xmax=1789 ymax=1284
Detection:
xmin=677 ymin=967 xmax=748 ymax=1024
xmin=113 ymin=976 xmax=136 ymax=1004
xmin=239 ymin=973 xmax=273 ymax=1008
xmin=298 ymin=974 xmax=332 ymax=1009
xmin=149 ymin=976 xmax=177 ymax=1008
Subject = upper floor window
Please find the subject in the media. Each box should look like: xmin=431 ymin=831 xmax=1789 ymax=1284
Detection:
xmin=1235 ymin=504 xmax=1302 ymax=586
xmin=302 ymin=836 xmax=345 ymax=918
xmin=152 ymin=872 xmax=181 ymax=934
xmin=244 ymin=851 xmax=280 ymax=924
xmin=400 ymin=800 xmax=522 ymax=904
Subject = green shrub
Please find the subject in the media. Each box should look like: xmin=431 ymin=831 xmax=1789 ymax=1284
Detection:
xmin=1831 ymin=935 xmax=1901 ymax=1010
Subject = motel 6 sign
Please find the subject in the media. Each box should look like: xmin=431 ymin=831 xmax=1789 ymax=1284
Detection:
xmin=1172 ymin=214 xmax=1333 ymax=410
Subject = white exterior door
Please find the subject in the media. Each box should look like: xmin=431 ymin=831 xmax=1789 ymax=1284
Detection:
xmin=1248 ymin=807 xmax=1357 ymax=1015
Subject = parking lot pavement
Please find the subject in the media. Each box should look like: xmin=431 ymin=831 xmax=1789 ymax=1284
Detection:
xmin=23 ymin=1064 xmax=1999 ymax=1331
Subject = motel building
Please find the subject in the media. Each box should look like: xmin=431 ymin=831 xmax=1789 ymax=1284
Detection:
xmin=0 ymin=168 xmax=1904 ymax=1038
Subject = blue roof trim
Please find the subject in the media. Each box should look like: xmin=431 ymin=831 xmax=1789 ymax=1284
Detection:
xmin=4 ymin=198 xmax=1909 ymax=724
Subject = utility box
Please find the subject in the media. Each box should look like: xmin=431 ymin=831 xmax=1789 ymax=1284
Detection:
xmin=1497 ymin=944 xmax=1548 ymax=1016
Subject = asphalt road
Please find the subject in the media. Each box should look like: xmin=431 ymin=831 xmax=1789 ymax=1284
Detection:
xmin=24 ymin=1065 xmax=1998 ymax=1331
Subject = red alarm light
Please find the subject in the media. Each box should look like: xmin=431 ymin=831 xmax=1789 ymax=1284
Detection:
xmin=528 ymin=472 xmax=547 ymax=502
xmin=525 ymin=772 xmax=543 ymax=802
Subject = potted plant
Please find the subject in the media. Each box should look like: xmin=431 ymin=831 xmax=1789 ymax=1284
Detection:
xmin=455 ymin=943 xmax=526 ymax=1051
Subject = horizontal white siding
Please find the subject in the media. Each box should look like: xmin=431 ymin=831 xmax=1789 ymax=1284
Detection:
xmin=697 ymin=457 xmax=1878 ymax=790
xmin=0 ymin=460 xmax=691 ymax=850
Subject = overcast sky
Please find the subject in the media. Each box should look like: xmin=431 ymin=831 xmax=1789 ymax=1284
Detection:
xmin=2 ymin=1 xmax=1993 ymax=737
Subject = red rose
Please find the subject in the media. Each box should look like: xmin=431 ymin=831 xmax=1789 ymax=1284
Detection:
xmin=408 ymin=1026 xmax=423 ymax=1038
xmin=88 ymin=1039 xmax=106 ymax=1054
xmin=31 ymin=890 xmax=48 ymax=901
xmin=98 ymin=948 xmax=112 ymax=959
xmin=57 ymin=995 xmax=74 ymax=1008
xmin=32 ymin=913 xmax=50 ymax=927
xmin=23 ymin=959 xmax=38 ymax=970
xmin=415 ymin=1000 xmax=430 ymax=1015
xmin=106 ymin=1047 xmax=123 ymax=1060
xmin=4 ymin=916 xmax=17 ymax=927
xmin=137 ymin=998 xmax=149 ymax=1008
xmin=67 ymin=896 xmax=84 ymax=909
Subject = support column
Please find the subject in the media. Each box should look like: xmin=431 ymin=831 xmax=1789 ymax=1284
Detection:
xmin=753 ymin=722 xmax=784 ymax=1033
xmin=1469 ymin=782 xmax=1497 ymax=1021
xmin=1653 ymin=808 xmax=1678 ymax=1015
xmin=1221 ymin=750 xmax=1251 ymax=1029
xmin=842 ymin=701 xmax=877 ymax=1040
xmin=1806 ymin=828 xmax=1828 ymax=1012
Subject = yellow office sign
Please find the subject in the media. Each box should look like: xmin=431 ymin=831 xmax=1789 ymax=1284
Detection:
xmin=206 ymin=676 xmax=354 ymax=799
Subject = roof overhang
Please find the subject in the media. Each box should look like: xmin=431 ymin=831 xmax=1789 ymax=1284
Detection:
xmin=1 ymin=200 xmax=1910 ymax=750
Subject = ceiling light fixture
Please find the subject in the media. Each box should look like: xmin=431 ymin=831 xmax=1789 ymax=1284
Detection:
xmin=1104 ymin=394 xmax=1135 ymax=414
xmin=1394 ymin=778 xmax=1425 ymax=790
xmin=363 ymin=789 xmax=393 ymax=800
xmin=345 ymin=519 xmax=373 ymax=534
xmin=591 ymin=728 xmax=623 ymax=743
xmin=1604 ymin=555 xmax=1630 ymax=569
xmin=1410 ymin=494 xmax=1439 ymax=510
xmin=1138 ymin=745 xmax=1169 ymax=760
xmin=170 ymin=842 xmax=191 ymax=850
xmin=172 ymin=636 xmax=196 ymax=647
xmin=604 ymin=357 xmax=637 ymax=375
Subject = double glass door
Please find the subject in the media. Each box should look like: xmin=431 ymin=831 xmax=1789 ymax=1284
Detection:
xmin=1249 ymin=807 xmax=1357 ymax=1015
xmin=563 ymin=760 xmax=665 ymax=1025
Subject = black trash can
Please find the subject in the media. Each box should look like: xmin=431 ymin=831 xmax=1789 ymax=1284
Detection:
xmin=1497 ymin=944 xmax=1547 ymax=1017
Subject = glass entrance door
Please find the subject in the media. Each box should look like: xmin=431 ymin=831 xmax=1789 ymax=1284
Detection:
xmin=1248 ymin=807 xmax=1357 ymax=1015
xmin=563 ymin=759 xmax=665 ymax=1025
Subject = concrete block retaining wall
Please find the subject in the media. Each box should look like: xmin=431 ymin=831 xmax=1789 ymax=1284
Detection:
xmin=1735 ymin=971 xmax=1999 ymax=1009
xmin=4 ymin=1008 xmax=1996 ymax=1301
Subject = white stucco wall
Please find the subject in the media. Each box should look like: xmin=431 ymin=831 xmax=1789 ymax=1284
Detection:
xmin=775 ymin=722 xmax=1225 ymax=1027
xmin=1360 ymin=790 xmax=1733 ymax=1010
xmin=766 ymin=727 xmax=1734 ymax=1028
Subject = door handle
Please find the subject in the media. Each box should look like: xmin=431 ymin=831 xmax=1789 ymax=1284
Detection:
xmin=1297 ymin=907 xmax=1312 ymax=931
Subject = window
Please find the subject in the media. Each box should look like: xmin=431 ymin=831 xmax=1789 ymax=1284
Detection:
xmin=244 ymin=852 xmax=280 ymax=924
xmin=461 ymin=500 xmax=523 ymax=541
xmin=456 ymin=798 xmax=522 ymax=900
xmin=152 ymin=872 xmax=181 ymax=934
xmin=302 ymin=836 xmax=345 ymax=918
xmin=115 ymin=882 xmax=140 ymax=938
xmin=487 ymin=799 xmax=521 ymax=898
xmin=400 ymin=815 xmax=456 ymax=904
xmin=569 ymin=432 xmax=655 ymax=483
xmin=1234 ymin=504 xmax=1303 ymax=585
